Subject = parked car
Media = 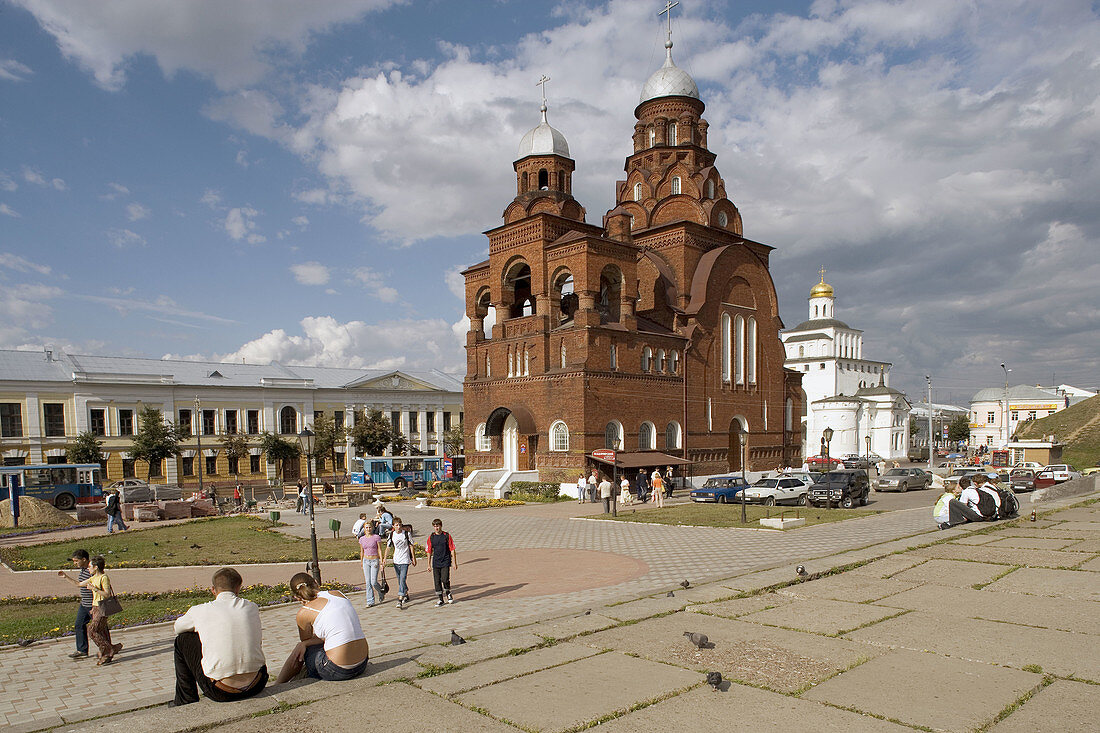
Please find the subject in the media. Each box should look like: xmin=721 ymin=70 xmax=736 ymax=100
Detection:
xmin=781 ymin=470 xmax=823 ymax=485
xmin=806 ymin=455 xmax=843 ymax=470
xmin=875 ymin=467 xmax=933 ymax=492
xmin=1040 ymin=464 xmax=1082 ymax=483
xmin=808 ymin=470 xmax=870 ymax=508
xmin=943 ymin=467 xmax=987 ymax=490
xmin=107 ymin=478 xmax=182 ymax=503
xmin=842 ymin=454 xmax=883 ymax=469
xmin=690 ymin=475 xmax=750 ymax=503
xmin=741 ymin=476 xmax=813 ymax=506
xmin=1081 ymin=464 xmax=1100 ymax=476
xmin=1008 ymin=468 xmax=1051 ymax=492
xmin=1012 ymin=462 xmax=1042 ymax=470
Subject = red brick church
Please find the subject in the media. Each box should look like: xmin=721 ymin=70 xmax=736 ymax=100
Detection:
xmin=462 ymin=29 xmax=802 ymax=487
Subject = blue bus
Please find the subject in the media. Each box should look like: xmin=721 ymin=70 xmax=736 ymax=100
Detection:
xmin=348 ymin=456 xmax=448 ymax=490
xmin=0 ymin=463 xmax=102 ymax=510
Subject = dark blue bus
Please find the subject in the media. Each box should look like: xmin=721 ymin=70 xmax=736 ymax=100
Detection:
xmin=0 ymin=463 xmax=102 ymax=510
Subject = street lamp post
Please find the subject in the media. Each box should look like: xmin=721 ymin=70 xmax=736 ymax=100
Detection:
xmin=925 ymin=376 xmax=933 ymax=473
xmin=299 ymin=427 xmax=321 ymax=583
xmin=1000 ymin=363 xmax=1010 ymax=448
xmin=739 ymin=430 xmax=747 ymax=524
xmin=822 ymin=427 xmax=834 ymax=509
xmin=865 ymin=434 xmax=872 ymax=492
xmin=194 ymin=396 xmax=204 ymax=499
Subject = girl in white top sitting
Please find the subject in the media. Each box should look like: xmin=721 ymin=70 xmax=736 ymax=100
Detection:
xmin=276 ymin=573 xmax=369 ymax=683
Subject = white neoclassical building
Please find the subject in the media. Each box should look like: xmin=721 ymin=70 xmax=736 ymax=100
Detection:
xmin=780 ymin=272 xmax=910 ymax=460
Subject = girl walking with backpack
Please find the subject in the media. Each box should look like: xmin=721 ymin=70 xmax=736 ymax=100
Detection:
xmin=383 ymin=518 xmax=415 ymax=609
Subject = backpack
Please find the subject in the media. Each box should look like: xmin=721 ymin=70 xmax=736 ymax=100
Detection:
xmin=973 ymin=487 xmax=997 ymax=519
xmin=995 ymin=488 xmax=1019 ymax=519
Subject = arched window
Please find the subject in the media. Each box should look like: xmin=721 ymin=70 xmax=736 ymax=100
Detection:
xmin=521 ymin=171 xmax=528 ymax=192
xmin=656 ymin=349 xmax=666 ymax=373
xmin=648 ymin=128 xmax=656 ymax=147
xmin=671 ymin=176 xmax=681 ymax=195
xmin=279 ymin=406 xmax=297 ymax=435
xmin=669 ymin=350 xmax=679 ymax=374
xmin=639 ymin=421 xmax=656 ymax=450
xmin=665 ymin=421 xmax=681 ymax=449
xmin=814 ymin=305 xmax=819 ymax=318
xmin=560 ymin=340 xmax=566 ymax=368
xmin=734 ymin=315 xmax=745 ymax=385
xmin=668 ymin=122 xmax=677 ymax=146
xmin=523 ymin=347 xmax=530 ymax=376
xmin=550 ymin=420 xmax=569 ymax=452
xmin=823 ymin=305 xmax=828 ymax=317
xmin=507 ymin=347 xmax=514 ymax=377
xmin=746 ymin=317 xmax=757 ymax=384
xmin=705 ymin=179 xmax=715 ymax=198
xmin=633 ymin=182 xmax=642 ymax=201
xmin=604 ymin=421 xmax=623 ymax=450
xmin=642 ymin=346 xmax=652 ymax=372
xmin=485 ymin=354 xmax=491 ymax=377
xmin=475 ymin=423 xmax=491 ymax=452
xmin=718 ymin=211 xmax=728 ymax=228
xmin=610 ymin=343 xmax=618 ymax=370
xmin=538 ymin=169 xmax=548 ymax=189
xmin=721 ymin=312 xmax=731 ymax=382
xmin=798 ymin=345 xmax=805 ymax=357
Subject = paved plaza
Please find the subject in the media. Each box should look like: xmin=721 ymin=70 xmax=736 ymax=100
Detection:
xmin=2 ymin=484 xmax=1098 ymax=731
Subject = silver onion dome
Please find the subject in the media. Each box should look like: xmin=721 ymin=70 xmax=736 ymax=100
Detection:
xmin=517 ymin=104 xmax=570 ymax=159
xmin=639 ymin=39 xmax=699 ymax=104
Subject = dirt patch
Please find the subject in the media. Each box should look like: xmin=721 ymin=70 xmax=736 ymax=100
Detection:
xmin=668 ymin=638 xmax=836 ymax=692
xmin=0 ymin=497 xmax=76 ymax=528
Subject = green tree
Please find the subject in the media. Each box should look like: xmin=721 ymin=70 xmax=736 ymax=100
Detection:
xmin=442 ymin=422 xmax=464 ymax=456
xmin=311 ymin=413 xmax=345 ymax=476
xmin=66 ymin=431 xmax=104 ymax=465
xmin=258 ymin=431 xmax=301 ymax=482
xmin=390 ymin=432 xmax=410 ymax=457
xmin=219 ymin=433 xmax=251 ymax=481
xmin=947 ymin=415 xmax=970 ymax=443
xmin=350 ymin=409 xmax=392 ymax=456
xmin=130 ymin=405 xmax=184 ymax=481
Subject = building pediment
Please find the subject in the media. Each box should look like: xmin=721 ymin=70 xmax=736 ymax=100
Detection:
xmin=343 ymin=371 xmax=437 ymax=392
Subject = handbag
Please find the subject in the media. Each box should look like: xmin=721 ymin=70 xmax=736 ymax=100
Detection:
xmin=99 ymin=595 xmax=123 ymax=616
xmin=378 ymin=574 xmax=390 ymax=594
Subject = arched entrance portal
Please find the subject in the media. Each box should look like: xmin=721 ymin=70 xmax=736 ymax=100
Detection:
xmin=502 ymin=415 xmax=519 ymax=471
xmin=728 ymin=418 xmax=746 ymax=473
xmin=485 ymin=405 xmax=539 ymax=472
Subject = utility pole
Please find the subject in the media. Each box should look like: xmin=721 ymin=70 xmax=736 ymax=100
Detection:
xmin=1001 ymin=363 xmax=1010 ymax=448
xmin=195 ymin=396 xmax=204 ymax=498
xmin=925 ymin=376 xmax=933 ymax=473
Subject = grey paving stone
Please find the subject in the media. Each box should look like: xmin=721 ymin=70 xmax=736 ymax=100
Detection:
xmin=984 ymin=567 xmax=1100 ymax=601
xmin=890 ymin=558 xmax=1010 ymax=587
xmin=914 ymin=543 xmax=1091 ymax=569
xmin=1064 ymin=538 xmax=1100 ymax=553
xmin=413 ymin=641 xmax=600 ymax=696
xmin=58 ymin=694 xmax=274 ymax=732
xmin=412 ymin=628 xmax=546 ymax=668
xmin=596 ymin=679 xmax=911 ymax=732
xmin=690 ymin=592 xmax=794 ymax=619
xmin=1050 ymin=521 xmax=1100 ymax=532
xmin=521 ymin=611 xmax=619 ymax=639
xmin=951 ymin=534 xmax=1003 ymax=545
xmin=455 ymin=652 xmax=701 ymax=733
xmin=1047 ymin=507 xmax=1100 ymax=521
xmin=1077 ymin=556 xmax=1100 ymax=571
xmin=579 ymin=612 xmax=883 ymax=693
xmin=600 ymin=595 xmax=686 ymax=621
xmin=843 ymin=554 xmax=929 ymax=579
xmin=990 ymin=679 xmax=1100 ymax=733
xmin=872 ymin=584 xmax=1100 ymax=635
xmin=997 ymin=528 xmax=1094 ymax=540
xmin=845 ymin=611 xmax=1100 ymax=681
xmin=802 ymin=648 xmax=1042 ymax=732
xmin=723 ymin=565 xmax=805 ymax=591
xmin=740 ymin=597 xmax=905 ymax=636
xmin=777 ymin=573 xmax=919 ymax=603
xmin=984 ymin=536 xmax=1082 ymax=550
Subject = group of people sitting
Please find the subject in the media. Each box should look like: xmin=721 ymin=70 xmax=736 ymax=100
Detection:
xmin=933 ymin=474 xmax=1014 ymax=529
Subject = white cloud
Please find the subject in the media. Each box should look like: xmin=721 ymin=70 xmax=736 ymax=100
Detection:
xmin=126 ymin=201 xmax=151 ymax=220
xmin=0 ymin=59 xmax=33 ymax=82
xmin=106 ymin=228 xmax=146 ymax=248
xmin=101 ymin=182 xmax=129 ymax=199
xmin=352 ymin=267 xmax=399 ymax=302
xmin=199 ymin=189 xmax=222 ymax=208
xmin=0 ymin=204 xmax=20 ymax=218
xmin=0 ymin=284 xmax=64 ymax=347
xmin=0 ymin=252 xmax=52 ymax=275
xmin=290 ymin=261 xmax=330 ymax=286
xmin=13 ymin=0 xmax=402 ymax=91
xmin=444 ymin=265 xmax=467 ymax=300
xmin=223 ymin=206 xmax=265 ymax=243
xmin=0 ymin=172 xmax=16 ymax=192
xmin=292 ymin=215 xmax=309 ymax=229
xmin=79 ymin=292 xmax=236 ymax=325
xmin=51 ymin=178 xmax=66 ymax=191
xmin=22 ymin=166 xmax=46 ymax=186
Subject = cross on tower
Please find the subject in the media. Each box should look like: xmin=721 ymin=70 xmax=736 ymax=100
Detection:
xmin=659 ymin=1 xmax=680 ymax=40
xmin=818 ymin=266 xmax=827 ymax=283
xmin=536 ymin=75 xmax=550 ymax=105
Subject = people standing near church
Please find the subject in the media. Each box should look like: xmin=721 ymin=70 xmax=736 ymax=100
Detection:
xmin=61 ymin=549 xmax=94 ymax=659
xmin=651 ymin=471 xmax=665 ymax=508
xmin=384 ymin=517 xmax=415 ymax=609
xmin=233 ymin=484 xmax=243 ymax=511
xmin=104 ymin=489 xmax=127 ymax=534
xmin=587 ymin=469 xmax=598 ymax=503
xmin=619 ymin=474 xmax=633 ymax=505
xmin=665 ymin=466 xmax=674 ymax=497
xmin=426 ymin=518 xmax=457 ymax=606
xmin=598 ymin=474 xmax=612 ymax=513
xmin=576 ymin=473 xmax=587 ymax=504
xmin=635 ymin=469 xmax=649 ymax=503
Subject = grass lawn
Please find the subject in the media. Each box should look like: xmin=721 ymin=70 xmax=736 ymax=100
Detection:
xmin=604 ymin=502 xmax=879 ymax=528
xmin=0 ymin=516 xmax=376 ymax=570
xmin=0 ymin=582 xmax=356 ymax=644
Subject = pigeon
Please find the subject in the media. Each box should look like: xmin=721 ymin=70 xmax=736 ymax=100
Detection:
xmin=706 ymin=671 xmax=723 ymax=691
xmin=189 ymin=544 xmax=202 ymax=549
xmin=153 ymin=542 xmax=159 ymax=546
xmin=450 ymin=630 xmax=466 ymax=646
xmin=680 ymin=579 xmax=691 ymax=589
xmin=666 ymin=591 xmax=675 ymax=597
xmin=684 ymin=631 xmax=709 ymax=649
xmin=17 ymin=639 xmax=34 ymax=647
xmin=796 ymin=565 xmax=808 ymax=577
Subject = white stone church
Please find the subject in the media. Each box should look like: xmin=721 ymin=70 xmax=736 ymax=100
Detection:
xmin=781 ymin=272 xmax=910 ymax=461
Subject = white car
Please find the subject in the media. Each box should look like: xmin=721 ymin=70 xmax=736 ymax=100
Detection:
xmin=1041 ymin=464 xmax=1082 ymax=483
xmin=742 ymin=477 xmax=812 ymax=506
xmin=1012 ymin=462 xmax=1042 ymax=470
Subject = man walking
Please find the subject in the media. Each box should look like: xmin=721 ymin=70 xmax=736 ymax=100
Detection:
xmin=170 ymin=567 xmax=268 ymax=706
xmin=104 ymin=489 xmax=127 ymax=534
xmin=598 ymin=473 xmax=613 ymax=513
xmin=635 ymin=469 xmax=650 ymax=504
xmin=67 ymin=549 xmax=93 ymax=659
xmin=426 ymin=518 xmax=457 ymax=607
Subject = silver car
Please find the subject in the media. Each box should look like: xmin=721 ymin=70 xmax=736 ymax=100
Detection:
xmin=875 ymin=467 xmax=933 ymax=492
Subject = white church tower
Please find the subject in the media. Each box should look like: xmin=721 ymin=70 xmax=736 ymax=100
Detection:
xmin=781 ymin=269 xmax=910 ymax=460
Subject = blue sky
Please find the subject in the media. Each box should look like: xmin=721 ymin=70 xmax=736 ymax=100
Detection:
xmin=1 ymin=0 xmax=1098 ymax=405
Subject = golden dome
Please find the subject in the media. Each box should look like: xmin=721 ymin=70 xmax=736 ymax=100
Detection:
xmin=810 ymin=267 xmax=833 ymax=298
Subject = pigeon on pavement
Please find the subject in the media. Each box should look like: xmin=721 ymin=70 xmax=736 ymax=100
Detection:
xmin=706 ymin=671 xmax=723 ymax=691
xmin=680 ymin=579 xmax=691 ymax=589
xmin=666 ymin=591 xmax=675 ymax=597
xmin=450 ymin=630 xmax=466 ymax=645
xmin=684 ymin=631 xmax=709 ymax=649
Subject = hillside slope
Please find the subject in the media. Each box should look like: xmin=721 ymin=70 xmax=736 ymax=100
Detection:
xmin=1015 ymin=394 xmax=1100 ymax=469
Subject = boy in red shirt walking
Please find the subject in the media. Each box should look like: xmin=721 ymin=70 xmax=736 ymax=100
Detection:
xmin=426 ymin=518 xmax=457 ymax=607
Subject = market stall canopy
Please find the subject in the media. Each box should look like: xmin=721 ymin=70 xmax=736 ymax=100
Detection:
xmin=588 ymin=451 xmax=694 ymax=469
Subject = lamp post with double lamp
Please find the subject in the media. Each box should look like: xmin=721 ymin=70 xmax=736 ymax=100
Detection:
xmin=298 ymin=427 xmax=321 ymax=583
xmin=822 ymin=426 xmax=834 ymax=509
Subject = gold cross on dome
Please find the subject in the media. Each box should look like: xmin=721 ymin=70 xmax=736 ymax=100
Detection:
xmin=536 ymin=75 xmax=550 ymax=104
xmin=659 ymin=1 xmax=679 ymax=38
xmin=819 ymin=266 xmax=827 ymax=283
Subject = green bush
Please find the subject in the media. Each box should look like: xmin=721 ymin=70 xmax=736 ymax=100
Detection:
xmin=507 ymin=481 xmax=569 ymax=502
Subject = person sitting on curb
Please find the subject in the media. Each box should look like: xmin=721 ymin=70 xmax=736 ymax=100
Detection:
xmin=976 ymin=473 xmax=1003 ymax=517
xmin=276 ymin=573 xmax=369 ymax=683
xmin=957 ymin=477 xmax=988 ymax=520
xmin=933 ymin=483 xmax=984 ymax=529
xmin=169 ymin=567 xmax=268 ymax=707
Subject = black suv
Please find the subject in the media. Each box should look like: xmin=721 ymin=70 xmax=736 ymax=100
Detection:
xmin=809 ymin=470 xmax=870 ymax=508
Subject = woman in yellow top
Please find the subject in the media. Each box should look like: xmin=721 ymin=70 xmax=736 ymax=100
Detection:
xmin=59 ymin=555 xmax=122 ymax=664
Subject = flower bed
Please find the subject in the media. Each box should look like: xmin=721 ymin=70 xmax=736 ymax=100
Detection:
xmin=426 ymin=498 xmax=525 ymax=510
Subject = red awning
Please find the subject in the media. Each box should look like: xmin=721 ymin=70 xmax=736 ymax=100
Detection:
xmin=588 ymin=451 xmax=694 ymax=469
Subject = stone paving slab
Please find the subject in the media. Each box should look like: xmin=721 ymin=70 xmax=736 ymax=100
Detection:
xmin=845 ymin=610 xmax=1100 ymax=681
xmin=414 ymin=641 xmax=600 ymax=697
xmin=57 ymin=693 xmax=274 ymax=732
xmin=599 ymin=595 xmax=689 ymax=621
xmin=1077 ymin=556 xmax=1100 ymax=571
xmin=890 ymin=558 xmax=1011 ymax=587
xmin=983 ymin=566 xmax=1100 ymax=601
xmin=595 ymin=679 xmax=911 ymax=732
xmin=718 ymin=565 xmax=803 ymax=592
xmin=983 ymin=536 xmax=1083 ymax=550
xmin=1048 ymin=521 xmax=1100 ymax=532
xmin=776 ymin=573 xmax=919 ymax=603
xmin=843 ymin=554 xmax=929 ymax=579
xmin=951 ymin=533 xmax=1002 ymax=545
xmin=412 ymin=628 xmax=546 ymax=669
xmin=802 ymin=648 xmax=1042 ymax=732
xmin=521 ymin=611 xmax=619 ymax=640
xmin=990 ymin=679 xmax=1100 ymax=733
xmin=739 ymin=597 xmax=906 ymax=636
xmin=913 ymin=543 xmax=1091 ymax=569
xmin=578 ymin=612 xmax=883 ymax=693
xmin=455 ymin=651 xmax=701 ymax=733
xmin=1047 ymin=507 xmax=1100 ymax=521
xmin=1065 ymin=538 xmax=1100 ymax=553
xmin=689 ymin=592 xmax=793 ymax=619
xmin=872 ymin=583 xmax=1100 ymax=635
xmin=996 ymin=527 xmax=1094 ymax=540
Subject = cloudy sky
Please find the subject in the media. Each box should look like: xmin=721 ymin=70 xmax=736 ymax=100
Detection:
xmin=1 ymin=0 xmax=1097 ymax=404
